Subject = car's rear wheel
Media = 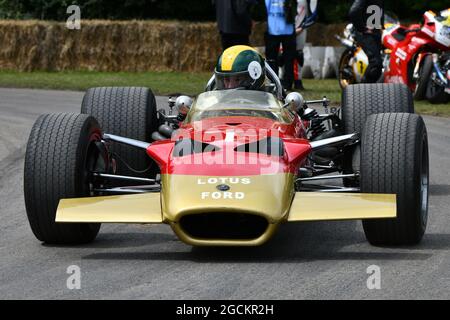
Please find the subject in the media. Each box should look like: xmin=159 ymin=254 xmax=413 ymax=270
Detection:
xmin=342 ymin=83 xmax=414 ymax=186
xmin=81 ymin=87 xmax=159 ymax=179
xmin=361 ymin=113 xmax=429 ymax=245
xmin=24 ymin=113 xmax=103 ymax=244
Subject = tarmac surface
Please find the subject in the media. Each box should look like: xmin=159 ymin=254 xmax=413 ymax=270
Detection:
xmin=0 ymin=88 xmax=449 ymax=299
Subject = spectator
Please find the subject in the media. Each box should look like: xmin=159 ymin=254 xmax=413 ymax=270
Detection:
xmin=265 ymin=0 xmax=297 ymax=91
xmin=294 ymin=0 xmax=308 ymax=90
xmin=349 ymin=0 xmax=384 ymax=83
xmin=213 ymin=0 xmax=257 ymax=50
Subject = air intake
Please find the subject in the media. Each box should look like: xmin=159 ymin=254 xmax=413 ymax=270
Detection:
xmin=179 ymin=212 xmax=269 ymax=240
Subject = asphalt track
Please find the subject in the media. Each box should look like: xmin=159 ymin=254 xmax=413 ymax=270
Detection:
xmin=0 ymin=88 xmax=449 ymax=300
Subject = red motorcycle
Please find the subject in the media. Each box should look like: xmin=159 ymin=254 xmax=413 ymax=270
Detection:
xmin=382 ymin=10 xmax=450 ymax=101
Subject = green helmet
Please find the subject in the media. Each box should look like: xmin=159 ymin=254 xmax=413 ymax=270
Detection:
xmin=215 ymin=45 xmax=266 ymax=90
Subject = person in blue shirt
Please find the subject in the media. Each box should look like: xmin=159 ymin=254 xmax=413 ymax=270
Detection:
xmin=265 ymin=0 xmax=297 ymax=90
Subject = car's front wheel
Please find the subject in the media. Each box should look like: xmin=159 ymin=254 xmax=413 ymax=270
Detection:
xmin=24 ymin=113 xmax=104 ymax=244
xmin=361 ymin=113 xmax=429 ymax=246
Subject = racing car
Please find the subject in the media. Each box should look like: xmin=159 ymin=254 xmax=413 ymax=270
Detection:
xmin=23 ymin=47 xmax=429 ymax=247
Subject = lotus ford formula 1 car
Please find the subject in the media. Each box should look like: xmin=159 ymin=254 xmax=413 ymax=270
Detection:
xmin=24 ymin=62 xmax=429 ymax=247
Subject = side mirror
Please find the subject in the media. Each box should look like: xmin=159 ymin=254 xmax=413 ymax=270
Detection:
xmin=175 ymin=96 xmax=193 ymax=116
xmin=285 ymin=92 xmax=305 ymax=114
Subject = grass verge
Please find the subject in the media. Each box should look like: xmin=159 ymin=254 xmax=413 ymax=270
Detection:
xmin=0 ymin=71 xmax=448 ymax=116
xmin=0 ymin=71 xmax=212 ymax=96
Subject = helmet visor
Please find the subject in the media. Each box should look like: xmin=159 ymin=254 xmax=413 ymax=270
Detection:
xmin=215 ymin=71 xmax=256 ymax=90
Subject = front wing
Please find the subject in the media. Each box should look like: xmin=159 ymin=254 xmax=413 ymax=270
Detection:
xmin=56 ymin=192 xmax=395 ymax=228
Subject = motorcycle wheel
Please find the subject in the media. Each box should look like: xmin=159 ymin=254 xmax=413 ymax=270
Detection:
xmin=338 ymin=49 xmax=356 ymax=90
xmin=413 ymin=55 xmax=433 ymax=101
xmin=426 ymin=74 xmax=450 ymax=104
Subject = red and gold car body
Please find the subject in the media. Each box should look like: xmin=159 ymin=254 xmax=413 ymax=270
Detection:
xmin=56 ymin=90 xmax=396 ymax=246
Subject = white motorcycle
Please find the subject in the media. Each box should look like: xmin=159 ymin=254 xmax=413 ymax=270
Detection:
xmin=335 ymin=14 xmax=399 ymax=89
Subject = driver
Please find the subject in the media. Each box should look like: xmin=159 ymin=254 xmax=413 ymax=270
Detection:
xmin=215 ymin=45 xmax=266 ymax=90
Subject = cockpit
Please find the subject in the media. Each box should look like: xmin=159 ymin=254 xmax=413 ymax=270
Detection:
xmin=184 ymin=90 xmax=294 ymax=123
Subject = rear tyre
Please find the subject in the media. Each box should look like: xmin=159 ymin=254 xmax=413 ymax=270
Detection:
xmin=413 ymin=55 xmax=433 ymax=101
xmin=24 ymin=114 xmax=102 ymax=244
xmin=342 ymin=83 xmax=414 ymax=186
xmin=81 ymin=87 xmax=159 ymax=179
xmin=342 ymin=83 xmax=414 ymax=135
xmin=361 ymin=113 xmax=429 ymax=246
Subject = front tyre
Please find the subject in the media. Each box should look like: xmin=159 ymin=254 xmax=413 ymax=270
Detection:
xmin=361 ymin=113 xmax=429 ymax=246
xmin=24 ymin=113 xmax=102 ymax=244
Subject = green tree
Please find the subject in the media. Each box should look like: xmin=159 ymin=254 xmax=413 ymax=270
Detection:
xmin=0 ymin=0 xmax=448 ymax=22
